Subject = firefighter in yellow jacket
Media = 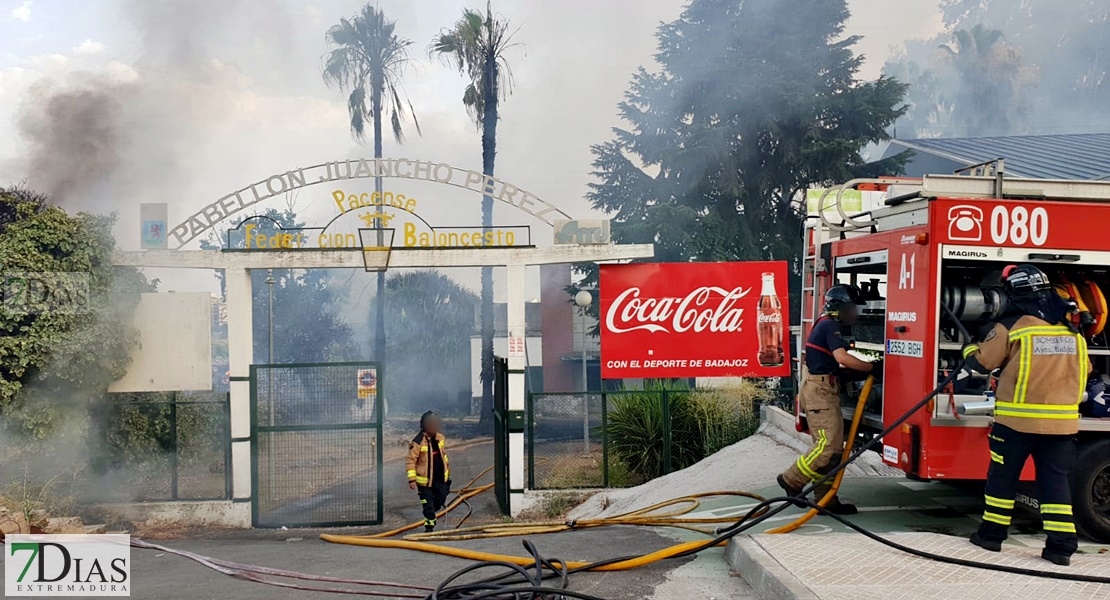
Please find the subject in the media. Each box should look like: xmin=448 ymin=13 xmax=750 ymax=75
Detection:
xmin=406 ymin=411 xmax=451 ymax=532
xmin=963 ymin=264 xmax=1092 ymax=566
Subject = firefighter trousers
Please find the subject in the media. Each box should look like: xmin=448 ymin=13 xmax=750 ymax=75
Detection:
xmin=417 ymin=481 xmax=451 ymax=529
xmin=781 ymin=373 xmax=844 ymax=498
xmin=977 ymin=423 xmax=1078 ymax=557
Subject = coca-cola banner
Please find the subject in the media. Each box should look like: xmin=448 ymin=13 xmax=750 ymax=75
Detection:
xmin=599 ymin=261 xmax=791 ymax=379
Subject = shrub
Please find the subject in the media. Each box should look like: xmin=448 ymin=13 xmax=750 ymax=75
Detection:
xmin=605 ymin=380 xmax=771 ymax=481
xmin=683 ymin=384 xmax=767 ymax=458
xmin=604 ymin=385 xmax=672 ymax=481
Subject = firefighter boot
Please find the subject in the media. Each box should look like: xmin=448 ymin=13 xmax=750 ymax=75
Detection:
xmin=823 ymin=496 xmax=858 ymax=516
xmin=777 ymin=475 xmax=807 ymax=508
xmin=969 ymin=532 xmax=1002 ymax=552
xmin=424 ymin=518 xmax=436 ymax=533
xmin=1041 ymin=549 xmax=1070 ymax=566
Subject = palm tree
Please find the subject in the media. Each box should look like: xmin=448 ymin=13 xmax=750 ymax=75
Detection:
xmin=323 ymin=4 xmax=420 ymax=147
xmin=323 ymin=4 xmax=420 ymax=404
xmin=431 ymin=1 xmax=521 ymax=428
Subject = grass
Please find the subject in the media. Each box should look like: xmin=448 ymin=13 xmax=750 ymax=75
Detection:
xmin=516 ymin=492 xmax=592 ymax=521
xmin=529 ymin=442 xmax=642 ymax=490
xmin=540 ymin=493 xmax=589 ymax=519
xmin=0 ymin=460 xmax=83 ymax=534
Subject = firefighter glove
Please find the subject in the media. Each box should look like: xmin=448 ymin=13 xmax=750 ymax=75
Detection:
xmin=869 ymin=359 xmax=884 ymax=382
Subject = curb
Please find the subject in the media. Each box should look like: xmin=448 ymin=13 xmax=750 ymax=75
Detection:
xmin=726 ymin=536 xmax=819 ymax=600
xmin=761 ymin=405 xmax=805 ymax=442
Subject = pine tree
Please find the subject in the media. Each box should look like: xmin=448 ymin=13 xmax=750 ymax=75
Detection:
xmin=577 ymin=0 xmax=908 ymax=321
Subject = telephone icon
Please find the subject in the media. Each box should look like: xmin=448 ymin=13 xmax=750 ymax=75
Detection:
xmin=948 ymin=205 xmax=983 ymax=242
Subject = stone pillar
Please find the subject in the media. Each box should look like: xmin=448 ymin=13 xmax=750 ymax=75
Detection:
xmin=226 ymin=268 xmax=254 ymax=507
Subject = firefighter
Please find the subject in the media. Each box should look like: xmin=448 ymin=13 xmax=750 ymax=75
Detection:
xmin=406 ymin=411 xmax=452 ymax=532
xmin=778 ymin=284 xmax=881 ymax=515
xmin=963 ymin=264 xmax=1092 ymax=566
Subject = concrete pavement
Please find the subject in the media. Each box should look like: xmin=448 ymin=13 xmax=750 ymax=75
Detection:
xmin=707 ymin=476 xmax=1110 ymax=600
xmin=730 ymin=532 xmax=1110 ymax=600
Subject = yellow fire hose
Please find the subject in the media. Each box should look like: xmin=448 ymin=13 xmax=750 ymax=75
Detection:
xmin=399 ymin=491 xmax=768 ymax=542
xmin=322 ymin=535 xmax=721 ymax=571
xmin=364 ymin=466 xmax=497 ymax=539
xmin=321 ymin=377 xmax=875 ymax=570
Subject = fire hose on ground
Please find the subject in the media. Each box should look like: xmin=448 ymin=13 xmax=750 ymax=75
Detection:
xmin=91 ymin=305 xmax=1110 ymax=596
xmin=319 ymin=305 xmax=1110 ymax=585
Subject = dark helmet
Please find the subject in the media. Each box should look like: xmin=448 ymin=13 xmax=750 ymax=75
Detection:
xmin=824 ymin=284 xmax=865 ymax=316
xmin=1001 ymin=264 xmax=1051 ymax=297
xmin=420 ymin=410 xmax=440 ymax=430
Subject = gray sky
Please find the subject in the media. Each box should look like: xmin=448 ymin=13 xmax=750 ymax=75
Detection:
xmin=0 ymin=0 xmax=943 ymax=298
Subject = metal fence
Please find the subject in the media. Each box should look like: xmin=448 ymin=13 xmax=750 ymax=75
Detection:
xmin=251 ymin=362 xmax=383 ymax=528
xmin=528 ymin=376 xmax=797 ymax=490
xmin=88 ymin=392 xmax=231 ymax=502
xmin=528 ymin=393 xmax=611 ymax=489
xmin=765 ymin=374 xmax=798 ymax=412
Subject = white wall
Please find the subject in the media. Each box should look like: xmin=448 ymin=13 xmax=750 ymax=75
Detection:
xmin=109 ymin=292 xmax=213 ymax=392
xmin=470 ymin=336 xmax=543 ymax=398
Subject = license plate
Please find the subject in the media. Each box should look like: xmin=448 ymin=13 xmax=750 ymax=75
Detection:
xmin=886 ymin=339 xmax=924 ymax=358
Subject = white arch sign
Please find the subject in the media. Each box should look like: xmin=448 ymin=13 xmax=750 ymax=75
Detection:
xmin=167 ymin=158 xmax=574 ymax=249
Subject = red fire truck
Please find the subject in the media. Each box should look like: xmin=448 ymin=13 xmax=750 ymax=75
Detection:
xmin=799 ymin=163 xmax=1110 ymax=541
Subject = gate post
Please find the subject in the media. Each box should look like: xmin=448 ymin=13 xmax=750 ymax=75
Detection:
xmin=506 ymin=263 xmax=527 ymax=515
xmin=227 ymin=268 xmax=254 ymax=508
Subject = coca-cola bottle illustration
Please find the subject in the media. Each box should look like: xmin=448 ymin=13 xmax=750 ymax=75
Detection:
xmin=757 ymin=272 xmax=785 ymax=367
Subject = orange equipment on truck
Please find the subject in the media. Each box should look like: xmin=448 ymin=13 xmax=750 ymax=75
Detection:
xmin=799 ymin=161 xmax=1110 ymax=541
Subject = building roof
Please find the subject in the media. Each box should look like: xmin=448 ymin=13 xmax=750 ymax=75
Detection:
xmin=886 ymin=133 xmax=1110 ymax=180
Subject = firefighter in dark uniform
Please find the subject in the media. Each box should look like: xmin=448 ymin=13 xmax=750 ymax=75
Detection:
xmin=964 ymin=264 xmax=1092 ymax=566
xmin=778 ymin=284 xmax=880 ymax=515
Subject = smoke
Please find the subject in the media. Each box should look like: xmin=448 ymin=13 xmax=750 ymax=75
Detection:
xmin=3 ymin=0 xmax=302 ymax=513
xmin=123 ymin=0 xmax=295 ymax=78
xmin=16 ymin=73 xmax=135 ymax=212
xmin=12 ymin=0 xmax=298 ymax=224
xmin=886 ymin=0 xmax=1110 ymax=137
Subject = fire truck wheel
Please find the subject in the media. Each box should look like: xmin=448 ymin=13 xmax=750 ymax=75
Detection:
xmin=1070 ymin=439 xmax=1110 ymax=543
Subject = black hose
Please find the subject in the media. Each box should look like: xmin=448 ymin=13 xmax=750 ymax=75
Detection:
xmin=428 ymin=540 xmax=611 ymax=600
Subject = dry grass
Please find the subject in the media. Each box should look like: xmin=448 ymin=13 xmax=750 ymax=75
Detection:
xmin=517 ymin=492 xmax=593 ymax=521
xmin=529 ymin=441 xmax=640 ymax=490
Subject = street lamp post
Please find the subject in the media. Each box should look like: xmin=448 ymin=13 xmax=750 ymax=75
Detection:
xmin=575 ymin=290 xmax=593 ymax=456
xmin=265 ymin=271 xmax=275 ymax=365
xmin=264 ymin=271 xmax=276 ymax=500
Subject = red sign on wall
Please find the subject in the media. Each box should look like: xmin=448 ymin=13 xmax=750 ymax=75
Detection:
xmin=599 ymin=262 xmax=791 ymax=379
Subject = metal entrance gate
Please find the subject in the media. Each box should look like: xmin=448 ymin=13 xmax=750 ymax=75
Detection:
xmin=493 ymin=356 xmax=510 ymax=515
xmin=251 ymin=362 xmax=384 ymax=528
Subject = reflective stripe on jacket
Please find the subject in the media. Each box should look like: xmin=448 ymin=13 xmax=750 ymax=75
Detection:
xmin=405 ymin=432 xmax=449 ymax=486
xmin=965 ymin=316 xmax=1092 ymax=435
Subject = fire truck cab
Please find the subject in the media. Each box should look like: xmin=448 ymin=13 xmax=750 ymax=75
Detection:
xmin=800 ymin=163 xmax=1110 ymax=541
